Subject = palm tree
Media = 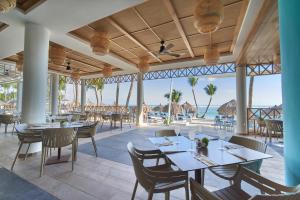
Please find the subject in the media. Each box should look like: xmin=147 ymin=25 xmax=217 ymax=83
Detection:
xmin=201 ymin=84 xmax=217 ymax=118
xmin=125 ymin=75 xmax=134 ymax=108
xmin=164 ymin=89 xmax=182 ymax=103
xmin=88 ymin=79 xmax=104 ymax=106
xmin=188 ymin=76 xmax=199 ymax=114
xmin=58 ymin=76 xmax=66 ymax=111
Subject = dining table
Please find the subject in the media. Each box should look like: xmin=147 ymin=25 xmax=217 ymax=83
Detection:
xmin=26 ymin=121 xmax=91 ymax=165
xmin=149 ymin=134 xmax=272 ymax=185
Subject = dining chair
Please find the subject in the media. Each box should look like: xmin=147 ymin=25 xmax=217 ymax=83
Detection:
xmin=121 ymin=113 xmax=132 ymax=128
xmin=111 ymin=113 xmax=122 ymax=129
xmin=76 ymin=122 xmax=98 ymax=157
xmin=101 ymin=113 xmax=112 ymax=128
xmin=209 ymin=136 xmax=267 ymax=184
xmin=0 ymin=114 xmax=17 ymax=134
xmin=127 ymin=142 xmax=189 ymax=200
xmin=190 ymin=167 xmax=300 ymax=200
xmin=265 ymin=119 xmax=283 ymax=143
xmin=155 ymin=129 xmax=176 ymax=137
xmin=40 ymin=128 xmax=76 ymax=177
xmin=256 ymin=117 xmax=266 ymax=138
xmin=11 ymin=124 xmax=42 ymax=171
xmin=128 ymin=142 xmax=169 ymax=200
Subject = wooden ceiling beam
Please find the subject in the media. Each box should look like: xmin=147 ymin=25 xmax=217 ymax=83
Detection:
xmin=236 ymin=0 xmax=274 ymax=64
xmin=107 ymin=17 xmax=162 ymax=62
xmin=66 ymin=55 xmax=104 ymax=71
xmin=132 ymin=7 xmax=161 ymax=42
xmin=164 ymin=0 xmax=195 ymax=58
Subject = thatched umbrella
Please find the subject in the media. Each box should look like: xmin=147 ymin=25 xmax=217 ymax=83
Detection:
xmin=152 ymin=104 xmax=164 ymax=112
xmin=181 ymin=101 xmax=196 ymax=114
xmin=163 ymin=102 xmax=182 ymax=115
xmin=217 ymin=99 xmax=236 ymax=116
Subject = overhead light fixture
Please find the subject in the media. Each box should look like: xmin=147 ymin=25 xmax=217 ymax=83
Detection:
xmin=66 ymin=62 xmax=71 ymax=70
xmin=194 ymin=0 xmax=224 ymax=34
xmin=0 ymin=0 xmax=16 ymax=13
xmin=90 ymin=31 xmax=110 ymax=56
xmin=102 ymin=64 xmax=113 ymax=77
xmin=49 ymin=46 xmax=66 ymax=65
xmin=138 ymin=56 xmax=150 ymax=73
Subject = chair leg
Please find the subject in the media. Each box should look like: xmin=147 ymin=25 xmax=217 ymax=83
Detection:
xmin=156 ymin=157 xmax=159 ymax=166
xmin=12 ymin=123 xmax=15 ymax=134
xmin=185 ymin=181 xmax=189 ymax=200
xmin=147 ymin=189 xmax=154 ymax=200
xmin=72 ymin=142 xmax=75 ymax=171
xmin=131 ymin=180 xmax=138 ymax=200
xmin=11 ymin=142 xmax=23 ymax=171
xmin=165 ymin=191 xmax=170 ymax=200
xmin=24 ymin=143 xmax=31 ymax=160
xmin=40 ymin=147 xmax=45 ymax=177
xmin=5 ymin=124 xmax=7 ymax=133
xmin=91 ymin=137 xmax=98 ymax=157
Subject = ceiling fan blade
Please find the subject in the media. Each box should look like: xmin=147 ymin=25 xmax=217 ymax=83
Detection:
xmin=166 ymin=52 xmax=181 ymax=58
xmin=165 ymin=43 xmax=174 ymax=51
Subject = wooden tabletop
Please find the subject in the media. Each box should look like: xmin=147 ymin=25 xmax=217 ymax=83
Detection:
xmin=149 ymin=134 xmax=272 ymax=172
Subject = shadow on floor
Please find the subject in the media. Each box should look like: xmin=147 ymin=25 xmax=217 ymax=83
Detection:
xmin=0 ymin=168 xmax=57 ymax=200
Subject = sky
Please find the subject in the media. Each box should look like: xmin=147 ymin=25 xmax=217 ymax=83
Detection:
xmin=65 ymin=74 xmax=282 ymax=107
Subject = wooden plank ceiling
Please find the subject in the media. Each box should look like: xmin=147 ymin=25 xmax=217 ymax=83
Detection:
xmin=70 ymin=0 xmax=246 ymax=65
xmin=4 ymin=42 xmax=121 ymax=76
xmin=16 ymin=0 xmax=46 ymax=14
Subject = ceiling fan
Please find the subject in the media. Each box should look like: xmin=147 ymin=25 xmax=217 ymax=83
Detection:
xmin=66 ymin=61 xmax=71 ymax=70
xmin=154 ymin=40 xmax=185 ymax=58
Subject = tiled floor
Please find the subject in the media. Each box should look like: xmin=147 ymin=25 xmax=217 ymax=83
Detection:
xmin=0 ymin=123 xmax=285 ymax=200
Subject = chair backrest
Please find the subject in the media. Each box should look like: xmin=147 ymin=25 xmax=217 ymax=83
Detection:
xmin=190 ymin=178 xmax=221 ymax=200
xmin=71 ymin=114 xmax=81 ymax=122
xmin=78 ymin=122 xmax=98 ymax=137
xmin=0 ymin=114 xmax=15 ymax=124
xmin=127 ymin=142 xmax=154 ymax=190
xmin=102 ymin=114 xmax=111 ymax=120
xmin=229 ymin=135 xmax=267 ymax=153
xmin=15 ymin=123 xmax=29 ymax=134
xmin=256 ymin=117 xmax=266 ymax=127
xmin=111 ymin=113 xmax=121 ymax=121
xmin=122 ymin=113 xmax=131 ymax=121
xmin=42 ymin=128 xmax=75 ymax=148
xmin=155 ymin=129 xmax=176 ymax=137
xmin=235 ymin=167 xmax=300 ymax=199
xmin=265 ymin=119 xmax=283 ymax=132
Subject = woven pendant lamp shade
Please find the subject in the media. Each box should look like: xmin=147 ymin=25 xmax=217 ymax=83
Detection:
xmin=71 ymin=69 xmax=80 ymax=81
xmin=90 ymin=32 xmax=110 ymax=56
xmin=102 ymin=65 xmax=112 ymax=77
xmin=204 ymin=47 xmax=219 ymax=65
xmin=194 ymin=0 xmax=224 ymax=34
xmin=138 ymin=56 xmax=150 ymax=73
xmin=16 ymin=54 xmax=23 ymax=72
xmin=0 ymin=0 xmax=16 ymax=13
xmin=50 ymin=46 xmax=66 ymax=65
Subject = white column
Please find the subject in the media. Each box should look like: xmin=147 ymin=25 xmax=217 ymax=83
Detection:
xmin=235 ymin=65 xmax=247 ymax=134
xmin=22 ymin=22 xmax=49 ymax=123
xmin=16 ymin=81 xmax=23 ymax=113
xmin=136 ymin=72 xmax=144 ymax=126
xmin=51 ymin=73 xmax=59 ymax=115
xmin=81 ymin=79 xmax=86 ymax=112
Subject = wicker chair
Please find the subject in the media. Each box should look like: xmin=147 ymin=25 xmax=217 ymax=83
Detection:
xmin=76 ymin=122 xmax=98 ymax=157
xmin=40 ymin=128 xmax=76 ymax=177
xmin=111 ymin=113 xmax=122 ymax=128
xmin=122 ymin=113 xmax=132 ymax=128
xmin=101 ymin=114 xmax=112 ymax=128
xmin=11 ymin=124 xmax=42 ymax=171
xmin=129 ymin=142 xmax=169 ymax=199
xmin=155 ymin=129 xmax=177 ymax=137
xmin=127 ymin=142 xmax=189 ymax=200
xmin=0 ymin=114 xmax=17 ymax=134
xmin=265 ymin=119 xmax=283 ymax=143
xmin=256 ymin=117 xmax=266 ymax=137
xmin=209 ymin=136 xmax=267 ymax=183
xmin=190 ymin=167 xmax=300 ymax=200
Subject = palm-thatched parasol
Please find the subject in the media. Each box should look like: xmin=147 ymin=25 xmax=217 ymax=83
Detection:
xmin=162 ymin=102 xmax=182 ymax=115
xmin=217 ymin=99 xmax=236 ymax=116
xmin=152 ymin=104 xmax=164 ymax=112
xmin=181 ymin=101 xmax=196 ymax=114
